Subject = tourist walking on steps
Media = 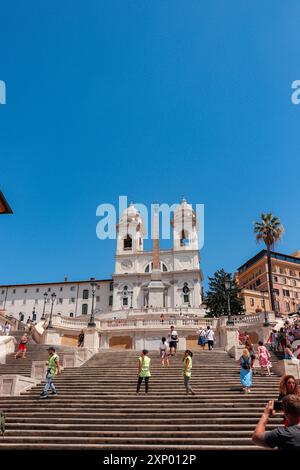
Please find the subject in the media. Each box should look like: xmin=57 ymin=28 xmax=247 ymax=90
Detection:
xmin=168 ymin=325 xmax=179 ymax=356
xmin=240 ymin=349 xmax=252 ymax=393
xmin=206 ymin=326 xmax=214 ymax=350
xmin=159 ymin=337 xmax=169 ymax=367
xmin=136 ymin=349 xmax=151 ymax=396
xmin=183 ymin=350 xmax=195 ymax=395
xmin=258 ymin=341 xmax=272 ymax=376
xmin=78 ymin=330 xmax=85 ymax=347
xmin=244 ymin=332 xmax=256 ymax=374
xmin=4 ymin=322 xmax=11 ymax=336
xmin=15 ymin=333 xmax=28 ymax=359
xmin=39 ymin=347 xmax=61 ymax=399
xmin=197 ymin=327 xmax=207 ymax=350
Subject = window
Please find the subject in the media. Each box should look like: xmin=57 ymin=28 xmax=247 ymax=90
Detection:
xmin=280 ymin=268 xmax=286 ymax=274
xmin=123 ymin=235 xmax=132 ymax=250
xmin=36 ymin=288 xmax=39 ymax=293
xmin=1 ymin=289 xmax=4 ymax=295
xmin=82 ymin=304 xmax=88 ymax=315
xmin=60 ymin=287 xmax=63 ymax=292
xmin=275 ymin=300 xmax=280 ymax=311
xmin=48 ymin=287 xmax=51 ymax=292
xmin=69 ymin=298 xmax=75 ymax=304
xmin=97 ymin=285 xmax=100 ymax=290
xmin=70 ymin=286 xmax=76 ymax=291
xmin=282 ymin=277 xmax=286 ymax=284
xmin=291 ymin=279 xmax=297 ymax=287
xmin=250 ymin=298 xmax=254 ymax=306
xmin=273 ymin=276 xmax=278 ymax=283
xmin=145 ymin=264 xmax=150 ymax=273
xmin=273 ymin=289 xmax=280 ymax=296
xmin=182 ymin=283 xmax=190 ymax=303
xmin=286 ymin=302 xmax=290 ymax=312
xmin=180 ymin=230 xmax=189 ymax=246
xmin=283 ymin=289 xmax=290 ymax=297
xmin=109 ymin=282 xmax=114 ymax=291
xmin=162 ymin=263 xmax=168 ymax=272
xmin=96 ymin=296 xmax=100 ymax=302
xmin=290 ymin=270 xmax=296 ymax=277
xmin=256 ymin=279 xmax=261 ymax=286
xmin=24 ymin=289 xmax=27 ymax=293
xmin=109 ymin=295 xmax=113 ymax=306
xmin=13 ymin=289 xmax=16 ymax=294
xmin=82 ymin=289 xmax=89 ymax=300
xmin=295 ymin=292 xmax=299 ymax=299
xmin=123 ymin=297 xmax=128 ymax=306
xmin=58 ymin=298 xmax=63 ymax=304
xmin=70 ymin=312 xmax=74 ymax=318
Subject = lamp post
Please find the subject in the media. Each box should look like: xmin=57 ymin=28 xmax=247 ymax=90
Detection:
xmin=41 ymin=292 xmax=48 ymax=320
xmin=47 ymin=292 xmax=56 ymax=329
xmin=32 ymin=306 xmax=36 ymax=322
xmin=262 ymin=289 xmax=269 ymax=326
xmin=88 ymin=280 xmax=97 ymax=327
xmin=225 ymin=280 xmax=234 ymax=326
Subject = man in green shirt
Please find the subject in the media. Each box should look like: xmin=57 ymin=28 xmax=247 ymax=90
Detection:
xmin=39 ymin=347 xmax=61 ymax=399
xmin=136 ymin=349 xmax=151 ymax=396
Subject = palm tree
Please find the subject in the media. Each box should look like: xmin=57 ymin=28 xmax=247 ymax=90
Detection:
xmin=254 ymin=213 xmax=284 ymax=316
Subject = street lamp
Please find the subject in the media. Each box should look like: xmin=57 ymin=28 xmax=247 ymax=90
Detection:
xmin=41 ymin=292 xmax=48 ymax=320
xmin=225 ymin=279 xmax=234 ymax=326
xmin=32 ymin=306 xmax=36 ymax=322
xmin=47 ymin=292 xmax=56 ymax=329
xmin=88 ymin=280 xmax=97 ymax=327
xmin=261 ymin=290 xmax=269 ymax=326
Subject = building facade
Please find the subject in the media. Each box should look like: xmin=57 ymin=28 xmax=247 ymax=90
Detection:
xmin=0 ymin=198 xmax=205 ymax=323
xmin=237 ymin=250 xmax=300 ymax=316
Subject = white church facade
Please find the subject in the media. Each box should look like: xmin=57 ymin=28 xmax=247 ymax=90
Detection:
xmin=0 ymin=198 xmax=205 ymax=324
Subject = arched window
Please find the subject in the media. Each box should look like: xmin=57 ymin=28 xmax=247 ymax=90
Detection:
xmin=122 ymin=286 xmax=129 ymax=306
xmin=70 ymin=312 xmax=74 ymax=318
xmin=180 ymin=230 xmax=189 ymax=246
xmin=145 ymin=262 xmax=168 ymax=273
xmin=183 ymin=282 xmax=190 ymax=303
xmin=124 ymin=235 xmax=132 ymax=250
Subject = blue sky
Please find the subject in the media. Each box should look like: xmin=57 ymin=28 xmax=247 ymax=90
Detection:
xmin=1 ymin=1 xmax=300 ymax=289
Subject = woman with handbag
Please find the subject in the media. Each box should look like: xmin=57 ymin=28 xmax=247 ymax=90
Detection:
xmin=240 ymin=349 xmax=252 ymax=393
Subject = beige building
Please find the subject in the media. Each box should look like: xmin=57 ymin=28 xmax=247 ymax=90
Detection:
xmin=236 ymin=249 xmax=300 ymax=316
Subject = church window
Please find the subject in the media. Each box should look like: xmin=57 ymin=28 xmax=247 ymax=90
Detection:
xmin=180 ymin=230 xmax=189 ymax=246
xmin=183 ymin=282 xmax=190 ymax=303
xmin=123 ymin=297 xmax=128 ymax=306
xmin=109 ymin=295 xmax=113 ymax=306
xmin=124 ymin=235 xmax=132 ymax=250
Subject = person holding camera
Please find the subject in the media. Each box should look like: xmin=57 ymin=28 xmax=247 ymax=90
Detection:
xmin=240 ymin=349 xmax=252 ymax=393
xmin=252 ymin=395 xmax=300 ymax=449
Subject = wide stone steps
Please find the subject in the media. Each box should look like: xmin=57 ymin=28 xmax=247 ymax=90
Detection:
xmin=0 ymin=349 xmax=281 ymax=449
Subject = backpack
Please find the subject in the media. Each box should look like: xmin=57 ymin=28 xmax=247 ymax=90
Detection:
xmin=242 ymin=357 xmax=250 ymax=370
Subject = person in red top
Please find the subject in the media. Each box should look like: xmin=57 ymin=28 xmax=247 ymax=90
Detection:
xmin=15 ymin=333 xmax=28 ymax=359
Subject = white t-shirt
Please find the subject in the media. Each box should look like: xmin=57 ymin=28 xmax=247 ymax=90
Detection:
xmin=159 ymin=341 xmax=168 ymax=351
xmin=206 ymin=329 xmax=214 ymax=341
xmin=169 ymin=330 xmax=178 ymax=341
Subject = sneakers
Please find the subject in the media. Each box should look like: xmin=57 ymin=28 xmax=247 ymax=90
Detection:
xmin=39 ymin=394 xmax=48 ymax=399
xmin=51 ymin=392 xmax=57 ymax=396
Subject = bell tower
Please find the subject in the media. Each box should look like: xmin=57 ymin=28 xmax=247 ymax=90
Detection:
xmin=116 ymin=203 xmax=145 ymax=255
xmin=172 ymin=197 xmax=198 ymax=251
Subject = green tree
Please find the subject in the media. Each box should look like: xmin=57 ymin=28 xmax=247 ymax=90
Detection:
xmin=205 ymin=269 xmax=244 ymax=318
xmin=254 ymin=213 xmax=284 ymax=315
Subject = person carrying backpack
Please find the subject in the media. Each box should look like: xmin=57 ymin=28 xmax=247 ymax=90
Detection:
xmin=240 ymin=348 xmax=252 ymax=393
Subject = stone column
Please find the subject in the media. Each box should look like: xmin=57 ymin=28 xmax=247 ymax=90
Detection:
xmin=83 ymin=327 xmax=100 ymax=351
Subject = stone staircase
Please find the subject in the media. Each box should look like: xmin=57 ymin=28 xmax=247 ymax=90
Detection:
xmin=0 ymin=348 xmax=282 ymax=449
